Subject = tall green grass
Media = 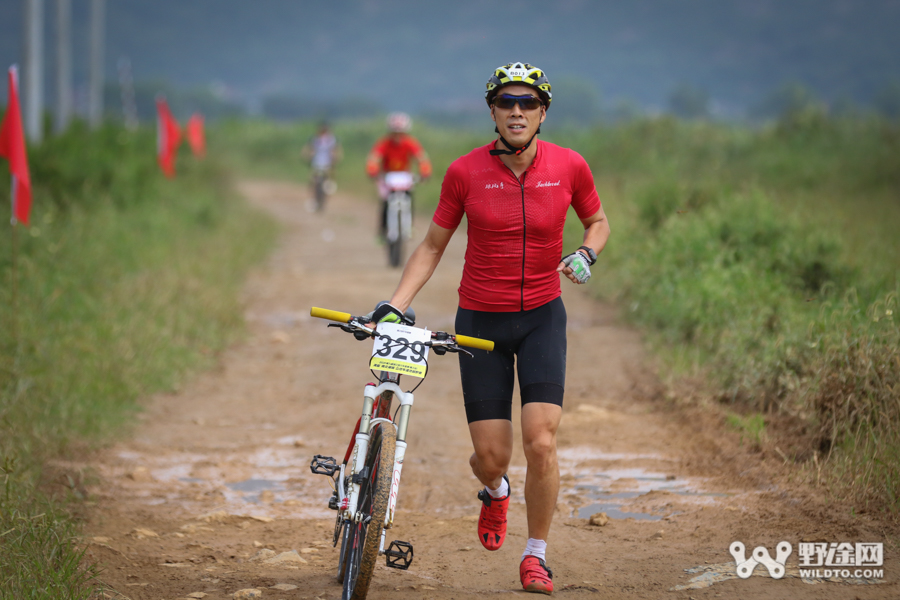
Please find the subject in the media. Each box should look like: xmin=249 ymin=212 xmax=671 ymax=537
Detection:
xmin=0 ymin=120 xmax=276 ymax=597
xmin=567 ymin=115 xmax=900 ymax=515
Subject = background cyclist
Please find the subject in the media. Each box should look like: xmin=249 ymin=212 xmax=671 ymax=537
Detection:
xmin=370 ymin=62 xmax=610 ymax=595
xmin=301 ymin=120 xmax=342 ymax=210
xmin=365 ymin=112 xmax=432 ymax=240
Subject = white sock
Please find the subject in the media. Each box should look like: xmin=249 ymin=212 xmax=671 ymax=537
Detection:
xmin=486 ymin=477 xmax=509 ymax=499
xmin=522 ymin=538 xmax=547 ymax=562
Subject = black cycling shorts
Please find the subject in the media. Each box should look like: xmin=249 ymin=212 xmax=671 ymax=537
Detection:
xmin=455 ymin=296 xmax=566 ymax=423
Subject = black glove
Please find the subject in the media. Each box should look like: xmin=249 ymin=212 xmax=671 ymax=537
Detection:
xmin=367 ymin=301 xmax=406 ymax=325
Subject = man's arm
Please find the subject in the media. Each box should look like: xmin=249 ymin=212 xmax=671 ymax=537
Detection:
xmin=557 ymin=205 xmax=610 ymax=284
xmin=389 ymin=221 xmax=456 ymax=311
xmin=416 ymin=153 xmax=433 ymax=179
xmin=365 ymin=141 xmax=384 ymax=177
xmin=414 ymin=147 xmax=432 ymax=179
xmin=406 ymin=136 xmax=432 ymax=179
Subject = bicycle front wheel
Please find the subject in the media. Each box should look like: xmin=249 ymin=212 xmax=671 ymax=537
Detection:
xmin=342 ymin=423 xmax=396 ymax=600
xmin=314 ymin=174 xmax=327 ymax=211
xmin=387 ymin=237 xmax=403 ymax=268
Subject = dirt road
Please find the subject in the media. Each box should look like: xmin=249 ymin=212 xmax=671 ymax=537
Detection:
xmin=81 ymin=181 xmax=895 ymax=599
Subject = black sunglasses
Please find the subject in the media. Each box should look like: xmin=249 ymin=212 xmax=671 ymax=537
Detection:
xmin=493 ymin=94 xmax=543 ymax=111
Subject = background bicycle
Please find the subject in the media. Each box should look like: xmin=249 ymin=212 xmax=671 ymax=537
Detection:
xmin=380 ymin=171 xmax=416 ymax=267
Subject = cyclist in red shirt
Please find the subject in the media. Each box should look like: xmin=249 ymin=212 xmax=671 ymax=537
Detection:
xmin=370 ymin=63 xmax=610 ymax=595
xmin=366 ymin=112 xmax=432 ymax=239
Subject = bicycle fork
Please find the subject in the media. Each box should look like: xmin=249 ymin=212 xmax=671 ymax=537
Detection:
xmin=353 ymin=382 xmax=412 ymax=518
xmin=369 ymin=382 xmax=415 ymax=569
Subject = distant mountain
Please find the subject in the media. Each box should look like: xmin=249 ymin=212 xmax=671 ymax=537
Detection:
xmin=2 ymin=0 xmax=899 ymax=119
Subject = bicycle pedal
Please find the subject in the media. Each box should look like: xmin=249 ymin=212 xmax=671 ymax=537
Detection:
xmin=384 ymin=540 xmax=414 ymax=570
xmin=309 ymin=455 xmax=338 ymax=476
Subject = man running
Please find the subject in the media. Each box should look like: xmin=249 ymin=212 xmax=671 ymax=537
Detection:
xmin=366 ymin=112 xmax=432 ymax=238
xmin=370 ymin=62 xmax=610 ymax=594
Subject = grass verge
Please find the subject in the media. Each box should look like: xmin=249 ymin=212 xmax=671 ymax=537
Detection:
xmin=0 ymin=120 xmax=276 ymax=597
xmin=567 ymin=115 xmax=900 ymax=517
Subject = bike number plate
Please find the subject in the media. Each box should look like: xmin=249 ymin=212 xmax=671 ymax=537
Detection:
xmin=384 ymin=171 xmax=414 ymax=191
xmin=370 ymin=323 xmax=430 ymax=378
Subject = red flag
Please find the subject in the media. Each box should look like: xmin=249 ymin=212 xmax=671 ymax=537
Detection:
xmin=156 ymin=96 xmax=181 ymax=178
xmin=0 ymin=66 xmax=32 ymax=225
xmin=186 ymin=113 xmax=206 ymax=158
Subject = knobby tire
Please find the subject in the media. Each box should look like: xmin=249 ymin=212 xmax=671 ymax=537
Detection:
xmin=388 ymin=238 xmax=403 ymax=268
xmin=342 ymin=424 xmax=396 ymax=600
xmin=315 ymin=174 xmax=327 ymax=212
xmin=386 ymin=198 xmax=402 ymax=268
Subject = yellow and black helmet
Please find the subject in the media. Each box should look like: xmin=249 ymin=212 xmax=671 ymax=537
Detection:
xmin=485 ymin=62 xmax=552 ymax=109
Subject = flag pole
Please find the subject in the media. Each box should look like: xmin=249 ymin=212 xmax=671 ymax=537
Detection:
xmin=10 ymin=217 xmax=19 ymax=360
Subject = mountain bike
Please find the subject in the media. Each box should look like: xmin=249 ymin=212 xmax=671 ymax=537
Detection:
xmin=308 ymin=306 xmax=493 ymax=600
xmin=382 ymin=171 xmax=415 ymax=267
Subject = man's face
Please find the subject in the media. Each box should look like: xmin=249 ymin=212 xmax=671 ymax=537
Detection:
xmin=490 ymin=84 xmax=546 ymax=147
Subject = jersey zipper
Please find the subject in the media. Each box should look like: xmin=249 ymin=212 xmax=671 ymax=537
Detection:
xmin=500 ymin=163 xmax=528 ymax=311
xmin=518 ymin=172 xmax=527 ymax=311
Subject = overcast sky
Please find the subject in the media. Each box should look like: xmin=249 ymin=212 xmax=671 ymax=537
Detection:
xmin=2 ymin=0 xmax=899 ymax=115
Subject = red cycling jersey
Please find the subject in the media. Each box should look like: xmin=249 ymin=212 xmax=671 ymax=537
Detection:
xmin=433 ymin=140 xmax=601 ymax=312
xmin=366 ymin=134 xmax=432 ymax=178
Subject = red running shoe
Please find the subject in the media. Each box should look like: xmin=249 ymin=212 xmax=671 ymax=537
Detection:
xmin=476 ymin=474 xmax=510 ymax=551
xmin=520 ymin=555 xmax=554 ymax=594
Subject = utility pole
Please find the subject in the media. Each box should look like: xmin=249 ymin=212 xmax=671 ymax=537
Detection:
xmin=88 ymin=0 xmax=105 ymax=128
xmin=118 ymin=57 xmax=138 ymax=129
xmin=55 ymin=0 xmax=71 ymax=134
xmin=23 ymin=0 xmax=44 ymax=143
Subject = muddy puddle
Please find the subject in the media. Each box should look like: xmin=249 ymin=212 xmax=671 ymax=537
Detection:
xmin=111 ymin=438 xmax=332 ymax=520
xmin=552 ymin=445 xmax=731 ymax=521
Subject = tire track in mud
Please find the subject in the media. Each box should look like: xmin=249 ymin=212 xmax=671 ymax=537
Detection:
xmin=79 ymin=181 xmax=896 ymax=600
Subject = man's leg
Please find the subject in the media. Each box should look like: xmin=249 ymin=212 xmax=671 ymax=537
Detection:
xmin=455 ymin=305 xmax=516 ymax=551
xmin=521 ymin=402 xmax=562 ymax=541
xmin=376 ymin=180 xmax=389 ymax=239
xmin=469 ymin=418 xmax=513 ymax=551
xmin=468 ymin=418 xmax=513 ymax=490
xmin=517 ymin=402 xmax=562 ymax=594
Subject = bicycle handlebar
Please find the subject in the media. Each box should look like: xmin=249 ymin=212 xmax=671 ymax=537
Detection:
xmin=309 ymin=306 xmax=494 ymax=351
xmin=310 ymin=307 xmax=351 ymax=323
xmin=454 ymin=335 xmax=494 ymax=351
